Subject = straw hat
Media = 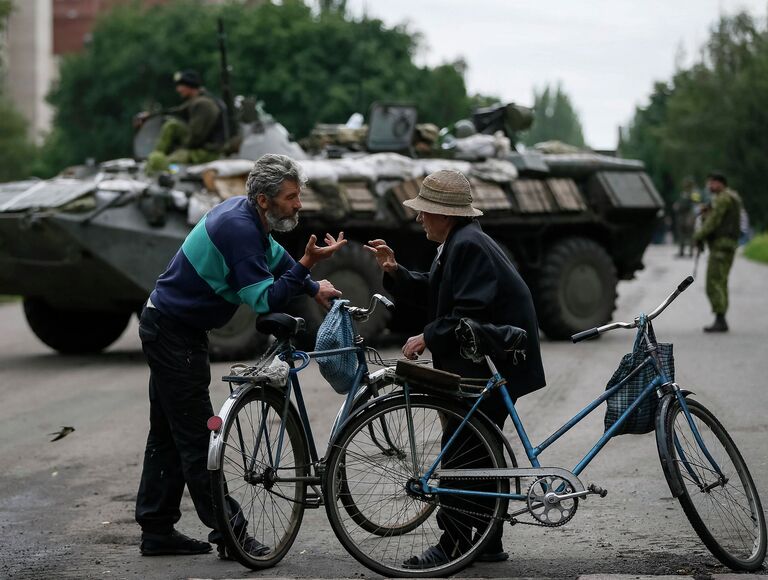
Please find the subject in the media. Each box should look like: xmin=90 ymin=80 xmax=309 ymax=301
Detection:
xmin=403 ymin=170 xmax=483 ymax=217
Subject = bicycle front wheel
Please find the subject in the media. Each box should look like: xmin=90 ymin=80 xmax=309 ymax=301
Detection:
xmin=324 ymin=394 xmax=509 ymax=578
xmin=661 ymin=397 xmax=767 ymax=570
xmin=211 ymin=387 xmax=309 ymax=570
xmin=337 ymin=375 xmax=436 ymax=536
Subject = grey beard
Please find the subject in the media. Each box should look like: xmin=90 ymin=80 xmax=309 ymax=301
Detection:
xmin=266 ymin=209 xmax=299 ymax=232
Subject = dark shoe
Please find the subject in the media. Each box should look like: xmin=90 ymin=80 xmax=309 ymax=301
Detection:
xmin=140 ymin=529 xmax=212 ymax=556
xmin=216 ymin=535 xmax=270 ymax=560
xmin=704 ymin=314 xmax=728 ymax=333
xmin=476 ymin=549 xmax=509 ymax=562
xmin=402 ymin=545 xmax=450 ymax=569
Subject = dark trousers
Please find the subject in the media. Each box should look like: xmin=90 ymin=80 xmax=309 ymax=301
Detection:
xmin=436 ymin=390 xmax=510 ymax=556
xmin=135 ymin=306 xmax=224 ymax=542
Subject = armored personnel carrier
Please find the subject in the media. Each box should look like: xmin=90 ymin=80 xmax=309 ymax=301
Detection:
xmin=0 ymin=103 xmax=663 ymax=360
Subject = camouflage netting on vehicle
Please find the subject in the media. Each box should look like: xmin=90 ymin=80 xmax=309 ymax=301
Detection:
xmin=184 ymin=154 xmax=521 ymax=224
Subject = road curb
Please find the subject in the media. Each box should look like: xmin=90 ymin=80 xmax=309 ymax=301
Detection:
xmin=190 ymin=576 xmax=768 ymax=580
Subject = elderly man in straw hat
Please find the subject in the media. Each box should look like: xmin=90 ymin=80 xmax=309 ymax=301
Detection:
xmin=366 ymin=169 xmax=546 ymax=569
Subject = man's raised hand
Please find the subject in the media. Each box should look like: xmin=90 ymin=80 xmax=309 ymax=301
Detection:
xmin=364 ymin=239 xmax=398 ymax=273
xmin=300 ymin=232 xmax=346 ymax=269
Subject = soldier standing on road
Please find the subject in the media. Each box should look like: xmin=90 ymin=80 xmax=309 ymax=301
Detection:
xmin=693 ymin=171 xmax=743 ymax=333
xmin=136 ymin=70 xmax=228 ymax=173
xmin=672 ymin=177 xmax=698 ymax=258
xmin=365 ymin=170 xmax=546 ymax=568
xmin=135 ymin=154 xmax=346 ymax=558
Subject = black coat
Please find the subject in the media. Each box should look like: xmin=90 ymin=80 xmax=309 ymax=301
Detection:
xmin=384 ymin=220 xmax=546 ymax=399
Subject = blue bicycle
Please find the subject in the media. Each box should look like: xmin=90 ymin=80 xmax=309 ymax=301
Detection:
xmin=206 ymin=294 xmax=435 ymax=570
xmin=323 ymin=277 xmax=767 ymax=577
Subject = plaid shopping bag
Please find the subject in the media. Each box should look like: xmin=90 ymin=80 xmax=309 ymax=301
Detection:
xmin=604 ymin=321 xmax=674 ymax=435
xmin=314 ymin=300 xmax=357 ymax=394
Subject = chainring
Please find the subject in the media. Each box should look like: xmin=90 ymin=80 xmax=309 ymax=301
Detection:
xmin=526 ymin=475 xmax=578 ymax=526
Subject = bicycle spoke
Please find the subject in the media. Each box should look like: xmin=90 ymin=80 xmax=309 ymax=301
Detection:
xmin=213 ymin=389 xmax=307 ymax=569
xmin=667 ymin=399 xmax=766 ymax=569
xmin=325 ymin=397 xmax=508 ymax=577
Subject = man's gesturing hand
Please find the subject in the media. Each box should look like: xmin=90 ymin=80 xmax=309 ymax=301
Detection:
xmin=314 ymin=279 xmax=342 ymax=309
xmin=300 ymin=232 xmax=346 ymax=269
xmin=364 ymin=239 xmax=398 ymax=273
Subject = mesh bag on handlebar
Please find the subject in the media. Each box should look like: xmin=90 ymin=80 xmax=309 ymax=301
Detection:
xmin=604 ymin=321 xmax=674 ymax=435
xmin=314 ymin=300 xmax=357 ymax=394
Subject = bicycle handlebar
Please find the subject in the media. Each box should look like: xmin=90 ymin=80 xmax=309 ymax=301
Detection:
xmin=571 ymin=276 xmax=695 ymax=343
xmin=345 ymin=293 xmax=394 ymax=321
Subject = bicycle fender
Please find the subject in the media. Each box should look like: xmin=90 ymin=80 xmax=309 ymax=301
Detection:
xmin=654 ymin=389 xmax=693 ymax=498
xmin=207 ymin=383 xmax=257 ymax=471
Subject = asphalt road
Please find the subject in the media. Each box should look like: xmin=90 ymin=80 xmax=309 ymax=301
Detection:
xmin=1 ymin=245 xmax=766 ymax=579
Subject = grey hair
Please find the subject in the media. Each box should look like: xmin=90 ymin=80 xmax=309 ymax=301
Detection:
xmin=245 ymin=154 xmax=306 ymax=206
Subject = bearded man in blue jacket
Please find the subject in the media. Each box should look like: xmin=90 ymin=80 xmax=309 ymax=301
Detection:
xmin=136 ymin=154 xmax=345 ymax=559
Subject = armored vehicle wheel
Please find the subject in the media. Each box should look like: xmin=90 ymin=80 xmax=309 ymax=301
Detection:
xmin=535 ymin=237 xmax=617 ymax=340
xmin=289 ymin=241 xmax=391 ymax=349
xmin=209 ymin=304 xmax=272 ymax=362
xmin=23 ymin=297 xmax=131 ymax=354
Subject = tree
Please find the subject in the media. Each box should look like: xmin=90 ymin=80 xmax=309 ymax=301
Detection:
xmin=619 ymin=82 xmax=676 ymax=204
xmin=520 ymin=83 xmax=586 ymax=148
xmin=621 ymin=11 xmax=768 ymax=229
xmin=40 ymin=0 xmax=475 ymax=172
xmin=0 ymin=0 xmax=37 ymax=182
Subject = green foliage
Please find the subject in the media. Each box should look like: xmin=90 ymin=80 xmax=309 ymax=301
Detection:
xmin=743 ymin=233 xmax=768 ymax=264
xmin=621 ymin=11 xmax=768 ymax=230
xmin=0 ymin=98 xmax=36 ymax=182
xmin=619 ymin=82 xmax=676 ymax=204
xmin=0 ymin=0 xmax=11 ymax=26
xmin=520 ymin=83 xmax=586 ymax=148
xmin=41 ymin=0 xmax=473 ymax=171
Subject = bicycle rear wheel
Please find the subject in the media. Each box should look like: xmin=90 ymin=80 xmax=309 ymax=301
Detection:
xmin=211 ymin=387 xmax=309 ymax=570
xmin=660 ymin=397 xmax=766 ymax=570
xmin=324 ymin=394 xmax=509 ymax=578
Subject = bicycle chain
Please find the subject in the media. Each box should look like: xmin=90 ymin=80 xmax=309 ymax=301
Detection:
xmin=419 ymin=474 xmax=571 ymax=528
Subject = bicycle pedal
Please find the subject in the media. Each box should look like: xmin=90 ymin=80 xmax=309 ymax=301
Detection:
xmin=304 ymin=494 xmax=322 ymax=509
xmin=587 ymin=483 xmax=608 ymax=498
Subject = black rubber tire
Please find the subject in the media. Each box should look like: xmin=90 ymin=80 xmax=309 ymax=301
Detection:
xmin=336 ymin=375 xmax=437 ymax=536
xmin=323 ymin=394 xmax=509 ymax=578
xmin=22 ymin=297 xmax=131 ymax=354
xmin=211 ymin=387 xmax=309 ymax=570
xmin=208 ymin=304 xmax=272 ymax=362
xmin=287 ymin=241 xmax=391 ymax=350
xmin=660 ymin=398 xmax=767 ymax=571
xmin=534 ymin=237 xmax=617 ymax=340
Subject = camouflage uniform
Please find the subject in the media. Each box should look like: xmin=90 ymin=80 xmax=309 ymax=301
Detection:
xmin=672 ymin=188 xmax=697 ymax=257
xmin=693 ymin=188 xmax=742 ymax=316
xmin=147 ymin=89 xmax=225 ymax=172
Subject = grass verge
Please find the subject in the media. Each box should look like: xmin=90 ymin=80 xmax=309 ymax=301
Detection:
xmin=743 ymin=234 xmax=768 ymax=264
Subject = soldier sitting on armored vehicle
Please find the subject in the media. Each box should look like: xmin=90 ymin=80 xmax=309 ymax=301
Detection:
xmin=135 ymin=70 xmax=228 ymax=173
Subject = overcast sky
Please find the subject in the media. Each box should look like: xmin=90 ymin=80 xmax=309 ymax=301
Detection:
xmin=345 ymin=0 xmax=767 ymax=149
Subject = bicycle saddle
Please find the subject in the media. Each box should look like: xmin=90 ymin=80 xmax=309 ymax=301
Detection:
xmin=455 ymin=318 xmax=527 ymax=364
xmin=256 ymin=313 xmax=305 ymax=340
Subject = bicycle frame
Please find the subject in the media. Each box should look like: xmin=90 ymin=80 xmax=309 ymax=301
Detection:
xmin=208 ymin=343 xmax=372 ymax=476
xmin=275 ymin=343 xmax=370 ymax=471
xmin=416 ymin=323 xmax=724 ymax=502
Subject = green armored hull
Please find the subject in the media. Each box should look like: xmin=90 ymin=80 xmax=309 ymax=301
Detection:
xmin=0 ymin=144 xmax=662 ymax=359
